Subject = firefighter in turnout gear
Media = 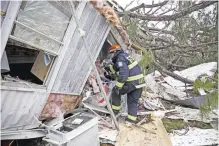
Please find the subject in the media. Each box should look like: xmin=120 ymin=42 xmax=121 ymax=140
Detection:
xmin=104 ymin=44 xmax=146 ymax=123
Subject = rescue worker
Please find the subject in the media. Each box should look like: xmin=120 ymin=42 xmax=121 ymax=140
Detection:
xmin=105 ymin=44 xmax=146 ymax=124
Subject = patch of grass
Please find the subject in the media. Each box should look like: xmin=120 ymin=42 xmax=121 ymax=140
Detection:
xmin=188 ymin=120 xmax=212 ymax=129
xmin=162 ymin=118 xmax=185 ymax=133
xmin=162 ymin=118 xmax=212 ymax=133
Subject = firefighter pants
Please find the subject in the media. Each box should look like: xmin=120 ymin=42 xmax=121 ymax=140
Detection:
xmin=111 ymin=83 xmax=142 ymax=121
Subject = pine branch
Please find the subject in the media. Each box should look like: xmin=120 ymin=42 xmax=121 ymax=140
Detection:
xmin=153 ymin=59 xmax=193 ymax=84
xmin=131 ymin=43 xmax=194 ymax=84
xmin=128 ymin=0 xmax=169 ymax=12
xmin=118 ymin=1 xmax=217 ymax=21
xmin=151 ymin=41 xmax=218 ymax=50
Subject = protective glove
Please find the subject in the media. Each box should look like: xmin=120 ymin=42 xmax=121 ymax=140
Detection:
xmin=104 ymin=66 xmax=110 ymax=72
xmin=111 ymin=73 xmax=117 ymax=80
xmin=104 ymin=71 xmax=112 ymax=80
xmin=114 ymin=86 xmax=122 ymax=95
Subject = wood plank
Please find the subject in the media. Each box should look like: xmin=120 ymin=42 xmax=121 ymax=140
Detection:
xmin=115 ymin=120 xmax=172 ymax=146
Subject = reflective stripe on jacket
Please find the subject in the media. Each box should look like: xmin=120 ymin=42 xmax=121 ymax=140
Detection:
xmin=111 ymin=50 xmax=146 ymax=88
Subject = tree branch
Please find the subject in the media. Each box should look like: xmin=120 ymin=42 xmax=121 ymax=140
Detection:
xmin=151 ymin=41 xmax=218 ymax=50
xmin=118 ymin=1 xmax=217 ymax=21
xmin=128 ymin=0 xmax=169 ymax=12
xmin=177 ymin=41 xmax=218 ymax=48
xmin=131 ymin=43 xmax=194 ymax=84
xmin=153 ymin=59 xmax=193 ymax=84
xmin=124 ymin=0 xmax=135 ymax=10
xmin=167 ymin=63 xmax=189 ymax=69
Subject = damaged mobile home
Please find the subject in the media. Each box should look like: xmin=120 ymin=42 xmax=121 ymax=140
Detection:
xmin=1 ymin=1 xmax=144 ymax=144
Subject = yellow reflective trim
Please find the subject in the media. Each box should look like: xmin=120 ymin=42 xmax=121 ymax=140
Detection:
xmin=127 ymin=74 xmax=144 ymax=81
xmin=135 ymin=83 xmax=146 ymax=88
xmin=116 ymin=81 xmax=124 ymax=87
xmin=109 ymin=65 xmax=115 ymax=73
xmin=128 ymin=114 xmax=137 ymax=121
xmin=128 ymin=61 xmax=138 ymax=69
xmin=112 ymin=105 xmax=121 ymax=110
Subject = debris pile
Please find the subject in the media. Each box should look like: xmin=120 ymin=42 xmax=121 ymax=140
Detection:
xmin=77 ymin=60 xmax=218 ymax=146
xmin=137 ymin=62 xmax=218 ymax=146
xmin=1 ymin=1 xmax=218 ymax=146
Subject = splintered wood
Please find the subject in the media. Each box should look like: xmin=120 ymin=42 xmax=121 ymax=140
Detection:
xmin=116 ymin=120 xmax=172 ymax=146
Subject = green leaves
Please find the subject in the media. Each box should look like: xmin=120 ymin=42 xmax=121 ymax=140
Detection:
xmin=126 ymin=22 xmax=138 ymax=39
xmin=138 ymin=51 xmax=152 ymax=74
xmin=200 ymin=91 xmax=218 ymax=118
xmin=193 ymin=74 xmax=218 ymax=117
xmin=193 ymin=77 xmax=214 ymax=94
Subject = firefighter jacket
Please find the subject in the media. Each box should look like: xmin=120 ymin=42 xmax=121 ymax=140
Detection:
xmin=109 ymin=50 xmax=146 ymax=89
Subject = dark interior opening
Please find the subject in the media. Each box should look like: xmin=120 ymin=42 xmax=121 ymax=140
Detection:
xmin=4 ymin=63 xmax=43 ymax=84
xmin=1 ymin=44 xmax=43 ymax=85
xmin=97 ymin=40 xmax=111 ymax=63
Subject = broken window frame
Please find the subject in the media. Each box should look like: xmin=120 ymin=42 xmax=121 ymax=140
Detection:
xmin=2 ymin=1 xmax=81 ymax=86
xmin=9 ymin=1 xmax=74 ymax=56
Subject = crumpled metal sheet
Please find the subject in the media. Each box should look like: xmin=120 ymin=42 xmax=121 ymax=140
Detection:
xmin=12 ymin=1 xmax=71 ymax=54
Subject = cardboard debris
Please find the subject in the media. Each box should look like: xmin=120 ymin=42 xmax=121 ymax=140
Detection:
xmin=31 ymin=52 xmax=53 ymax=81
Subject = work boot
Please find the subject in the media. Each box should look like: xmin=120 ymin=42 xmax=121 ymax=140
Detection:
xmin=125 ymin=118 xmax=137 ymax=124
xmin=113 ymin=110 xmax=119 ymax=116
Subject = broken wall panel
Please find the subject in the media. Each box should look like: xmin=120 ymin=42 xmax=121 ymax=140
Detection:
xmin=40 ymin=93 xmax=82 ymax=120
xmin=51 ymin=3 xmax=110 ymax=94
xmin=1 ymin=82 xmax=48 ymax=131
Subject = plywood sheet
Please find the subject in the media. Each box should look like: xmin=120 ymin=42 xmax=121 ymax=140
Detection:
xmin=116 ymin=120 xmax=172 ymax=146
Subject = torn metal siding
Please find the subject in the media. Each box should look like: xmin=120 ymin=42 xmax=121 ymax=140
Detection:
xmin=51 ymin=3 xmax=110 ymax=94
xmin=1 ymin=83 xmax=48 ymax=131
xmin=1 ymin=1 xmax=10 ymax=26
